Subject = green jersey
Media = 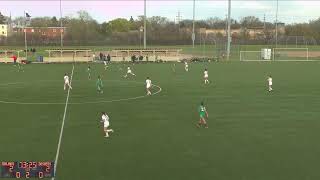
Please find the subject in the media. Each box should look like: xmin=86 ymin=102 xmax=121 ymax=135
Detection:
xmin=96 ymin=79 xmax=103 ymax=88
xmin=198 ymin=105 xmax=206 ymax=118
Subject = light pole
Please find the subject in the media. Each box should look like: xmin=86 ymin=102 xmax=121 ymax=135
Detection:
xmin=60 ymin=0 xmax=63 ymax=56
xmin=275 ymin=0 xmax=278 ymax=48
xmin=226 ymin=0 xmax=231 ymax=60
xmin=24 ymin=11 xmax=28 ymax=61
xmin=143 ymin=0 xmax=147 ymax=49
xmin=192 ymin=0 xmax=195 ymax=48
xmin=139 ymin=26 xmax=143 ymax=48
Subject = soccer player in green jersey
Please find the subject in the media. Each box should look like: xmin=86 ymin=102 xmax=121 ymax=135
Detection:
xmin=197 ymin=102 xmax=208 ymax=128
xmin=87 ymin=65 xmax=91 ymax=80
xmin=96 ymin=75 xmax=104 ymax=94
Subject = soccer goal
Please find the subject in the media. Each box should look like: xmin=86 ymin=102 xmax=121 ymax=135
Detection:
xmin=45 ymin=49 xmax=92 ymax=63
xmin=273 ymin=48 xmax=309 ymax=61
xmin=240 ymin=51 xmax=271 ymax=61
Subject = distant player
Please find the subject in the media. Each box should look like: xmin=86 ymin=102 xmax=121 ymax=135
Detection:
xmin=267 ymin=75 xmax=273 ymax=92
xmin=96 ymin=75 xmax=104 ymax=94
xmin=63 ymin=73 xmax=72 ymax=90
xmin=184 ymin=61 xmax=189 ymax=72
xmin=87 ymin=65 xmax=91 ymax=80
xmin=204 ymin=68 xmax=209 ymax=84
xmin=17 ymin=60 xmax=24 ymax=72
xmin=100 ymin=112 xmax=114 ymax=138
xmin=146 ymin=77 xmax=152 ymax=96
xmin=197 ymin=102 xmax=208 ymax=128
xmin=124 ymin=66 xmax=136 ymax=78
xmin=103 ymin=59 xmax=108 ymax=70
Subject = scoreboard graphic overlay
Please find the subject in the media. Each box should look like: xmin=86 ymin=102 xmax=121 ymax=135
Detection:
xmin=0 ymin=161 xmax=54 ymax=178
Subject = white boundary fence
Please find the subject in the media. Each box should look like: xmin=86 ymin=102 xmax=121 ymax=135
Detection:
xmin=272 ymin=48 xmax=309 ymax=61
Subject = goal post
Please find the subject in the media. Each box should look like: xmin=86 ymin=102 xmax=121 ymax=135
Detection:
xmin=273 ymin=48 xmax=309 ymax=61
xmin=240 ymin=50 xmax=271 ymax=61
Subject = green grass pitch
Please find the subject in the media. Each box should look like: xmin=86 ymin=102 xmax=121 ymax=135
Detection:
xmin=1 ymin=61 xmax=320 ymax=180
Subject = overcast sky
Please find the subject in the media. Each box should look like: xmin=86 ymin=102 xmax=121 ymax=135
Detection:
xmin=0 ymin=1 xmax=320 ymax=24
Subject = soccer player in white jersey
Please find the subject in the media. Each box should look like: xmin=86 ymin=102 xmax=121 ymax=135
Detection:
xmin=146 ymin=77 xmax=152 ymax=95
xmin=87 ymin=65 xmax=91 ymax=80
xmin=184 ymin=61 xmax=189 ymax=72
xmin=103 ymin=59 xmax=108 ymax=70
xmin=267 ymin=75 xmax=273 ymax=92
xmin=63 ymin=73 xmax=72 ymax=90
xmin=124 ymin=66 xmax=136 ymax=78
xmin=204 ymin=68 xmax=209 ymax=84
xmin=101 ymin=112 xmax=114 ymax=138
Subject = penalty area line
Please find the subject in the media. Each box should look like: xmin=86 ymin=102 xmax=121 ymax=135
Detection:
xmin=52 ymin=64 xmax=75 ymax=180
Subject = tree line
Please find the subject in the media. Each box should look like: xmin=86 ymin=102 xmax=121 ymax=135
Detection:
xmin=1 ymin=11 xmax=320 ymax=45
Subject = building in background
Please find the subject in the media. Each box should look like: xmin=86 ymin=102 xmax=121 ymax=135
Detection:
xmin=13 ymin=27 xmax=66 ymax=38
xmin=12 ymin=27 xmax=66 ymax=45
xmin=0 ymin=24 xmax=8 ymax=37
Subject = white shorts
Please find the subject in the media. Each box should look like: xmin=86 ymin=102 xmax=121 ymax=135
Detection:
xmin=204 ymin=75 xmax=208 ymax=78
xmin=104 ymin=121 xmax=109 ymax=128
xmin=128 ymin=70 xmax=132 ymax=74
xmin=65 ymin=81 xmax=69 ymax=84
xmin=146 ymin=85 xmax=151 ymax=89
xmin=269 ymin=83 xmax=272 ymax=86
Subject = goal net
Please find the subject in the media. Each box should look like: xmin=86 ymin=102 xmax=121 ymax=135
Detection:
xmin=273 ymin=48 xmax=309 ymax=61
xmin=240 ymin=51 xmax=271 ymax=61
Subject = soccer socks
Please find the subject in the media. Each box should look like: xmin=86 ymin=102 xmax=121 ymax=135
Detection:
xmin=105 ymin=129 xmax=114 ymax=137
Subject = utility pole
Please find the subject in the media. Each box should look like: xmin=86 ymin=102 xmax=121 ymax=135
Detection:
xmin=226 ymin=0 xmax=231 ymax=60
xmin=192 ymin=0 xmax=195 ymax=48
xmin=143 ymin=0 xmax=147 ymax=49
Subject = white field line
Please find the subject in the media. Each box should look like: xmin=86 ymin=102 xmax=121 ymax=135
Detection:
xmin=0 ymin=81 xmax=162 ymax=105
xmin=52 ymin=64 xmax=75 ymax=180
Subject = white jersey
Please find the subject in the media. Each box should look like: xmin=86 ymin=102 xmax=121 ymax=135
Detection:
xmin=146 ymin=79 xmax=152 ymax=88
xmin=268 ymin=77 xmax=273 ymax=85
xmin=204 ymin=71 xmax=208 ymax=78
xmin=102 ymin=114 xmax=110 ymax=127
xmin=64 ymin=75 xmax=69 ymax=83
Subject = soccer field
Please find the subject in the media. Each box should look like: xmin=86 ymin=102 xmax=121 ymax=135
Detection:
xmin=1 ymin=61 xmax=320 ymax=180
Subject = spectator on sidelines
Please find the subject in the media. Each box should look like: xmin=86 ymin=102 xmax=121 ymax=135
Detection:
xmin=99 ymin=52 xmax=103 ymax=60
xmin=11 ymin=55 xmax=17 ymax=64
xmin=107 ymin=54 xmax=111 ymax=62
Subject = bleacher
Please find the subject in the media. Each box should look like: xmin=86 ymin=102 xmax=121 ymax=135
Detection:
xmin=108 ymin=48 xmax=182 ymax=61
